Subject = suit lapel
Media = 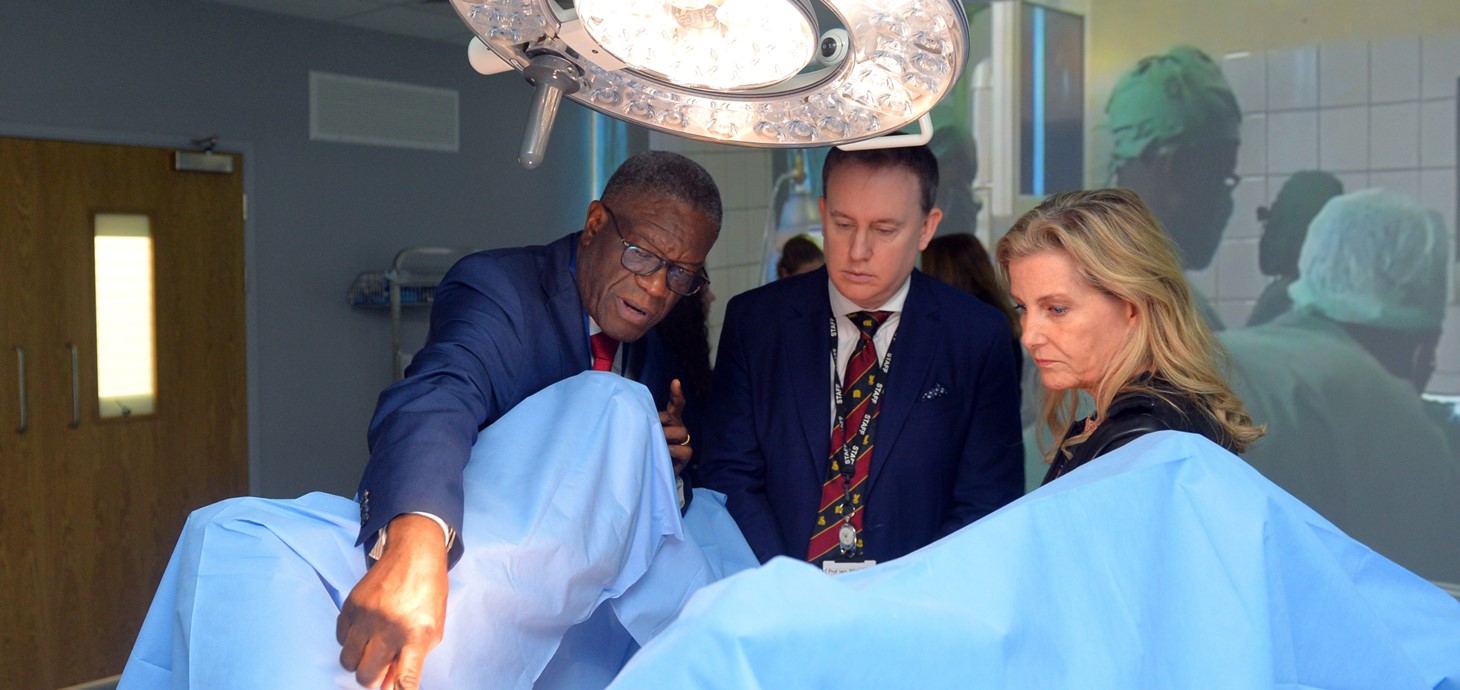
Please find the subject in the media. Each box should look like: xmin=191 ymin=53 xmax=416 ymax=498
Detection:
xmin=789 ymin=273 xmax=833 ymax=477
xmin=622 ymin=330 xmax=661 ymax=393
xmin=543 ymin=233 xmax=589 ymax=376
xmin=867 ymin=272 xmax=938 ymax=492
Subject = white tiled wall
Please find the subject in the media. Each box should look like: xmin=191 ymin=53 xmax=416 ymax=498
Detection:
xmin=1266 ymin=45 xmax=1318 ymax=110
xmin=1267 ymin=110 xmax=1319 ymax=174
xmin=1421 ymin=99 xmax=1458 ymax=169
xmin=1371 ymin=37 xmax=1423 ymax=103
xmin=1318 ymin=106 xmax=1368 ymax=171
xmin=1369 ymin=102 xmax=1420 ymax=169
xmin=1216 ymin=32 xmax=1460 ymax=393
xmin=1319 ymin=41 xmax=1368 ymax=108
xmin=648 ymin=132 xmax=774 ymax=357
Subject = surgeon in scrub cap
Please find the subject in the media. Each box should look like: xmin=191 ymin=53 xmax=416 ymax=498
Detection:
xmin=1105 ymin=46 xmax=1242 ymax=273
xmin=1220 ymin=189 xmax=1459 ymax=584
xmin=1289 ymin=189 xmax=1448 ymax=390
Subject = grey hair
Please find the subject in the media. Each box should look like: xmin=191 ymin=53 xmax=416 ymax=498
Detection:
xmin=601 ymin=150 xmax=723 ymax=231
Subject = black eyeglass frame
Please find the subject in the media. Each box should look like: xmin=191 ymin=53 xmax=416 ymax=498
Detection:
xmin=600 ymin=203 xmax=710 ymax=297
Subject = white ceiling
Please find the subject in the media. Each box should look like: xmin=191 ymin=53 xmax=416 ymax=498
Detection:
xmin=201 ymin=0 xmax=475 ymax=44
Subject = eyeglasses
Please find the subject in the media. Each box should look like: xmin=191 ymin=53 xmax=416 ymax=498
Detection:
xmin=1150 ymin=144 xmax=1241 ymax=191
xmin=601 ymin=203 xmax=710 ymax=297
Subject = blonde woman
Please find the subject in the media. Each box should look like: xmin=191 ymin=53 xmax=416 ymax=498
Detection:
xmin=996 ymin=188 xmax=1263 ymax=485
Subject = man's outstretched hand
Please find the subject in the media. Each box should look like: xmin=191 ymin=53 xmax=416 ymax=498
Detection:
xmin=337 ymin=514 xmax=449 ymax=689
xmin=660 ymin=378 xmax=692 ymax=475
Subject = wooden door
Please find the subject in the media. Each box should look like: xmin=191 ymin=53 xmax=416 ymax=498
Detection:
xmin=0 ymin=134 xmax=67 ymax=688
xmin=0 ymin=137 xmax=248 ymax=687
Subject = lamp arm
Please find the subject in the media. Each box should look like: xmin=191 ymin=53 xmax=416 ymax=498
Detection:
xmin=834 ymin=113 xmax=934 ymax=152
xmin=518 ymin=53 xmax=581 ymax=169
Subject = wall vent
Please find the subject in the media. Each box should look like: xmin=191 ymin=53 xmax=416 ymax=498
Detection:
xmin=309 ymin=71 xmax=459 ymax=152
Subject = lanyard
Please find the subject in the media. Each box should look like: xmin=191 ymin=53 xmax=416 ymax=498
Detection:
xmin=829 ymin=316 xmax=894 ymax=479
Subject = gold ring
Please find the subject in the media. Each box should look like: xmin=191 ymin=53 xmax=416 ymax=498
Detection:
xmin=678 ymin=433 xmax=692 ymax=447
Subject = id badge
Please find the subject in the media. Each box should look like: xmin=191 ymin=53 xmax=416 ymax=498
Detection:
xmin=822 ymin=560 xmax=876 ymax=576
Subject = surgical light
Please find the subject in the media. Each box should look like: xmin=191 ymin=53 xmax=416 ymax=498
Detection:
xmin=450 ymin=0 xmax=970 ymax=168
xmin=576 ymin=0 xmax=816 ymax=91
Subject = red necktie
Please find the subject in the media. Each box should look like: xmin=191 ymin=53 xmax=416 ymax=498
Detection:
xmin=808 ymin=310 xmax=890 ymax=562
xmin=590 ymin=332 xmax=619 ymax=372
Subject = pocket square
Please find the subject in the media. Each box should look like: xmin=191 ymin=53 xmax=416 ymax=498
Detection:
xmin=920 ymin=384 xmax=947 ymax=401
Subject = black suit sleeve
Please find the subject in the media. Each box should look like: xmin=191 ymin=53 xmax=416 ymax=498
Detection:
xmin=937 ymin=315 xmax=1025 ymax=538
xmin=699 ymin=297 xmax=790 ymax=562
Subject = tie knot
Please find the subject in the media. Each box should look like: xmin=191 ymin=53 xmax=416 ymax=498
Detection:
xmin=590 ymin=332 xmax=619 ymax=371
xmin=847 ymin=310 xmax=892 ymax=338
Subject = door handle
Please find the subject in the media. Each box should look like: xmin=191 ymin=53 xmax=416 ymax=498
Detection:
xmin=67 ymin=342 xmax=80 ymax=428
xmin=14 ymin=346 xmax=25 ymax=434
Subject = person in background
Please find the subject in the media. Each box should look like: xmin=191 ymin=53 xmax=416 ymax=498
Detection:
xmin=701 ymin=144 xmax=1024 ymax=571
xmin=342 ymin=150 xmax=721 ymax=688
xmin=656 ymin=281 xmax=715 ymax=483
xmin=922 ymin=232 xmax=1022 ymax=377
xmin=928 ymin=126 xmax=982 ymax=237
xmin=1221 ymin=189 xmax=1460 ymax=585
xmin=996 ymin=188 xmax=1262 ymax=483
xmin=776 ymin=234 xmax=825 ymax=279
xmin=1104 ymin=45 xmax=1242 ymax=330
xmin=1247 ymin=171 xmax=1344 ymax=327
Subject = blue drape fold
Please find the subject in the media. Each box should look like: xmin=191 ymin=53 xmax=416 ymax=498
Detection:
xmin=609 ymin=431 xmax=1460 ymax=690
xmin=120 ymin=372 xmax=756 ymax=689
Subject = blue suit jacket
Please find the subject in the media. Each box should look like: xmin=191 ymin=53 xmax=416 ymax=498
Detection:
xmin=700 ymin=268 xmax=1024 ymax=563
xmin=356 ymin=233 xmax=672 ymax=565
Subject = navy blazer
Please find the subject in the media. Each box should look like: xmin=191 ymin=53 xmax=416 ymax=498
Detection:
xmin=700 ymin=268 xmax=1024 ymax=563
xmin=356 ymin=233 xmax=672 ymax=565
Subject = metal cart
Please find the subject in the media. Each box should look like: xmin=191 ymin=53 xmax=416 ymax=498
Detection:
xmin=349 ymin=246 xmax=478 ymax=381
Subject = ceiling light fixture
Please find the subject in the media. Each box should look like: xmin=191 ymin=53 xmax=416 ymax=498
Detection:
xmin=452 ymin=0 xmax=969 ymax=168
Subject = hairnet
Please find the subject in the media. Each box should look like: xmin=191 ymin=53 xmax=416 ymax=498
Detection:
xmin=1288 ymin=189 xmax=1450 ymax=330
xmin=1103 ymin=46 xmax=1241 ymax=166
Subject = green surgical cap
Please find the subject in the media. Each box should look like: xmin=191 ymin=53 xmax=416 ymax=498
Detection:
xmin=1104 ymin=46 xmax=1242 ymax=165
xmin=1289 ymin=189 xmax=1451 ymax=331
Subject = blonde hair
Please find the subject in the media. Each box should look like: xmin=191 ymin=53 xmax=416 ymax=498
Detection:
xmin=994 ymin=188 xmax=1263 ymax=461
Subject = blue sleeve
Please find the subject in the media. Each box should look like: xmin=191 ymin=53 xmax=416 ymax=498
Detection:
xmin=356 ymin=254 xmax=527 ymax=566
xmin=699 ymin=297 xmax=790 ymax=562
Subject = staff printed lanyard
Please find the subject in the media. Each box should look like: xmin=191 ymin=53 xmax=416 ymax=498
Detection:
xmin=828 ymin=315 xmax=894 ymax=556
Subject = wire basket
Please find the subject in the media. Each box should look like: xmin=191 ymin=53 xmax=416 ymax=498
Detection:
xmin=348 ymin=271 xmax=440 ymax=307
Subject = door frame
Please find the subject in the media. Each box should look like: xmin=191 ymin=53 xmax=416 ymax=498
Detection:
xmin=0 ymin=121 xmax=262 ymax=492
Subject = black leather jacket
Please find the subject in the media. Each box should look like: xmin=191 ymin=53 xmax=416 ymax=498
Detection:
xmin=1041 ymin=378 xmax=1235 ymax=486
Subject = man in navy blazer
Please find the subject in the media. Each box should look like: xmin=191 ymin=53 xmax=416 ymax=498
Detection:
xmin=337 ymin=151 xmax=722 ymax=688
xmin=701 ymin=145 xmax=1023 ymax=567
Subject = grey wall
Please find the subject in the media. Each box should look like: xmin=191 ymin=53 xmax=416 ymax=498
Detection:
xmin=0 ymin=2 xmax=593 ymax=497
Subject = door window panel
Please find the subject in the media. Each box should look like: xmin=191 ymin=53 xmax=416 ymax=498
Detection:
xmin=94 ymin=213 xmax=155 ymax=418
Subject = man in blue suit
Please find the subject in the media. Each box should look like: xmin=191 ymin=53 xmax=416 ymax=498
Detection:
xmin=701 ymin=145 xmax=1023 ymax=569
xmin=337 ymin=151 xmax=722 ymax=689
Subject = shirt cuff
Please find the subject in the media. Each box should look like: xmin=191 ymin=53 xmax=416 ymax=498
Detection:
xmin=367 ymin=511 xmax=456 ymax=562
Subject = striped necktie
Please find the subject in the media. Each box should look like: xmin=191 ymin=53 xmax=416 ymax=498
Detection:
xmin=809 ymin=310 xmax=890 ymax=562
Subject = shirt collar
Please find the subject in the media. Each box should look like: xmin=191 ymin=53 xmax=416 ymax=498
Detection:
xmin=827 ymin=274 xmax=911 ymax=316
